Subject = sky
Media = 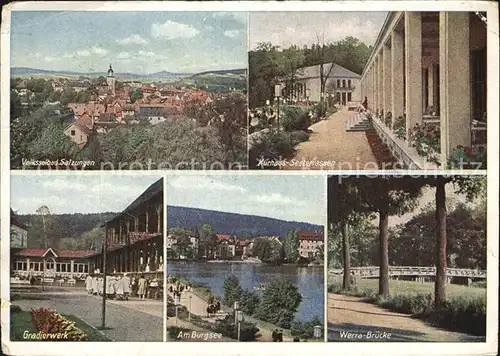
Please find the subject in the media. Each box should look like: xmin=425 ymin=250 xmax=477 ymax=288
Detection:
xmin=166 ymin=175 xmax=325 ymax=226
xmin=10 ymin=175 xmax=162 ymax=215
xmin=10 ymin=11 xmax=248 ymax=73
xmin=249 ymin=12 xmax=388 ymax=50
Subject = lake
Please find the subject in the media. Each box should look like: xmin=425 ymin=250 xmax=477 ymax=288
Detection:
xmin=167 ymin=261 xmax=324 ymax=322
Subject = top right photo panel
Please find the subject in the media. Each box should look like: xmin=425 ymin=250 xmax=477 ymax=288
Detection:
xmin=248 ymin=11 xmax=488 ymax=171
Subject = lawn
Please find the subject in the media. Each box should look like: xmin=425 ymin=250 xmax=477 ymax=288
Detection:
xmin=351 ymin=279 xmax=486 ymax=299
xmin=10 ymin=308 xmax=110 ymax=341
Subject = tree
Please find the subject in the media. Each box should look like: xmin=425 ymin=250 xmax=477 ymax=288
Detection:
xmin=255 ymin=279 xmax=302 ymax=329
xmin=240 ymin=290 xmax=260 ymax=316
xmin=278 ymin=45 xmax=305 ymax=98
xmin=28 ymin=122 xmax=82 ymax=164
xmin=251 ymin=237 xmax=284 ymax=265
xmin=223 ymin=275 xmax=243 ymax=307
xmin=282 ymin=229 xmax=299 ymax=262
xmin=60 ymin=87 xmax=77 ymax=105
xmin=354 ymin=177 xmax=423 ymax=298
xmin=313 ymin=32 xmax=336 ymax=114
xmin=130 ymin=88 xmax=143 ymax=103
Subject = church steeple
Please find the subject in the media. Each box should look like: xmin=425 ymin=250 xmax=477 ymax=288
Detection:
xmin=107 ymin=64 xmax=114 ymax=77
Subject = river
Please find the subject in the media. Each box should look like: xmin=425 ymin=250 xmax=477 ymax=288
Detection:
xmin=167 ymin=261 xmax=324 ymax=322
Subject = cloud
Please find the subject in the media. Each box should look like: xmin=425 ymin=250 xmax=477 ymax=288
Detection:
xmin=44 ymin=56 xmax=58 ymax=63
xmin=116 ymin=34 xmax=149 ymax=45
xmin=138 ymin=50 xmax=156 ymax=58
xmin=168 ymin=176 xmax=246 ymax=194
xmin=76 ymin=50 xmax=91 ymax=57
xmin=224 ymin=30 xmax=240 ymax=38
xmin=117 ymin=52 xmax=131 ymax=59
xmin=91 ymin=46 xmax=108 ymax=55
xmin=248 ymin=193 xmax=307 ymax=208
xmin=212 ymin=12 xmax=247 ymax=24
xmin=151 ymin=20 xmax=200 ymax=40
xmin=205 ymin=25 xmax=215 ymax=31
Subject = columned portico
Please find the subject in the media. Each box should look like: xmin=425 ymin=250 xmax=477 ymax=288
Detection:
xmin=391 ymin=29 xmax=404 ymax=119
xmin=405 ymin=12 xmax=423 ymax=135
xmin=383 ymin=42 xmax=392 ymax=119
xmin=439 ymin=12 xmax=471 ymax=161
xmin=359 ymin=11 xmax=487 ymax=169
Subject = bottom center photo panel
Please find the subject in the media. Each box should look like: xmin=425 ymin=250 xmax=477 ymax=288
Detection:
xmin=165 ymin=174 xmax=326 ymax=342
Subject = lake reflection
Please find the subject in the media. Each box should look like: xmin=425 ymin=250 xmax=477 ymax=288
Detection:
xmin=167 ymin=261 xmax=324 ymax=322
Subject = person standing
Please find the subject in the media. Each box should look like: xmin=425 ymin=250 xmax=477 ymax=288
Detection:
xmin=85 ymin=274 xmax=93 ymax=294
xmin=363 ymin=96 xmax=368 ymax=110
xmin=122 ymin=273 xmax=131 ymax=300
xmin=138 ymin=274 xmax=147 ymax=300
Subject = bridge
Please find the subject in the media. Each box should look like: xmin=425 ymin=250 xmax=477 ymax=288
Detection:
xmin=328 ymin=266 xmax=486 ymax=279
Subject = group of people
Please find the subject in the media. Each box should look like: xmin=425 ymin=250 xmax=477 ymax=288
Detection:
xmin=84 ymin=273 xmax=150 ymax=300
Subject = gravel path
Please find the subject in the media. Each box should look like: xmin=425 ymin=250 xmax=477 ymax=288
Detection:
xmin=327 ymin=293 xmax=485 ymax=342
xmin=12 ymin=292 xmax=163 ymax=341
xmin=283 ymin=107 xmax=377 ymax=170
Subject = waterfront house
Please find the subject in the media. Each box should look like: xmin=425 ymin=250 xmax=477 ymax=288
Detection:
xmin=298 ymin=231 xmax=324 ymax=259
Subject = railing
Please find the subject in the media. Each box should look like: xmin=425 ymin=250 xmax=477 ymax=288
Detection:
xmin=328 ymin=266 xmax=486 ymax=279
xmin=12 ymin=270 xmax=88 ymax=280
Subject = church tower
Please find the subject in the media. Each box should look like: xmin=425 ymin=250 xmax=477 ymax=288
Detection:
xmin=106 ymin=64 xmax=116 ymax=96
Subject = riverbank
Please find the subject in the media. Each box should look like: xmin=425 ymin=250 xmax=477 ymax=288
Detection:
xmin=169 ymin=275 xmax=322 ymax=341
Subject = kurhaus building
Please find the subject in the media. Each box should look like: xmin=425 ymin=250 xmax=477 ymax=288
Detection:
xmin=87 ymin=178 xmax=164 ymax=274
xmin=360 ymin=12 xmax=487 ymax=168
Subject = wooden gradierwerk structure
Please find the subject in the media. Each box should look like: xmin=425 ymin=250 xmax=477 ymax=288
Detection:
xmin=88 ymin=178 xmax=164 ymax=274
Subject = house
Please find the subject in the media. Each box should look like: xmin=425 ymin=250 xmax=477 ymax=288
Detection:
xmin=11 ymin=247 xmax=96 ymax=280
xmin=287 ymin=63 xmax=362 ymax=105
xmin=10 ymin=209 xmax=27 ymax=249
xmin=359 ymin=11 xmax=487 ymax=168
xmin=236 ymin=239 xmax=252 ymax=257
xmin=214 ymin=234 xmax=236 ymax=260
xmin=63 ymin=118 xmax=93 ymax=148
xmin=166 ymin=229 xmax=199 ymax=259
xmin=298 ymin=231 xmax=324 ymax=259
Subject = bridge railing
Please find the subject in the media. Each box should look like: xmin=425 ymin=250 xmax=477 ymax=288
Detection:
xmin=328 ymin=266 xmax=486 ymax=279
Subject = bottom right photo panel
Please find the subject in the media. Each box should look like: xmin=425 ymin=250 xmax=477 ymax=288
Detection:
xmin=326 ymin=175 xmax=486 ymax=342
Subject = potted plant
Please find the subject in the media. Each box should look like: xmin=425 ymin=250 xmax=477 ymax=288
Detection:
xmin=392 ymin=115 xmax=406 ymax=140
xmin=409 ymin=122 xmax=441 ymax=164
xmin=449 ymin=145 xmax=486 ymax=169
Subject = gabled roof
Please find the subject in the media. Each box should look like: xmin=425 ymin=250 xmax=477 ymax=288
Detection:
xmin=298 ymin=231 xmax=324 ymax=241
xmin=14 ymin=248 xmax=96 ymax=258
xmin=297 ymin=62 xmax=361 ymax=80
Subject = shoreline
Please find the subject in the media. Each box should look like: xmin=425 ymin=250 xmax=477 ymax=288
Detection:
xmin=168 ymin=259 xmax=324 ymax=267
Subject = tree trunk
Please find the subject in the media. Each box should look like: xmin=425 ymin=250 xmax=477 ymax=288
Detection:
xmin=434 ymin=177 xmax=447 ymax=307
xmin=379 ymin=208 xmax=390 ymax=299
xmin=342 ymin=221 xmax=351 ymax=289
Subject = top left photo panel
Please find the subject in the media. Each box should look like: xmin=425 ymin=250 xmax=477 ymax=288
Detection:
xmin=6 ymin=10 xmax=248 ymax=170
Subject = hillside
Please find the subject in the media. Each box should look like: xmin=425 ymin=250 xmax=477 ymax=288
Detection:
xmin=189 ymin=68 xmax=247 ymax=79
xmin=167 ymin=205 xmax=323 ymax=239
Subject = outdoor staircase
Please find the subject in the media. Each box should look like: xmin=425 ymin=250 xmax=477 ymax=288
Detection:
xmin=345 ymin=113 xmax=371 ymax=132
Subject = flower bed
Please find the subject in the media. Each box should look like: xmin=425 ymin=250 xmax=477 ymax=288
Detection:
xmin=408 ymin=123 xmax=440 ymax=164
xmin=31 ymin=308 xmax=88 ymax=341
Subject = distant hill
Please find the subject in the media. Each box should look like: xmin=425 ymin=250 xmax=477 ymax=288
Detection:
xmin=167 ymin=206 xmax=323 ymax=239
xmin=10 ymin=67 xmax=242 ymax=79
xmin=189 ymin=68 xmax=247 ymax=79
xmin=17 ymin=212 xmax=117 ymax=241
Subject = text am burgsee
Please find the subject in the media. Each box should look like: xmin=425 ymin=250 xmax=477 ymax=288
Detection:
xmin=339 ymin=331 xmax=391 ymax=340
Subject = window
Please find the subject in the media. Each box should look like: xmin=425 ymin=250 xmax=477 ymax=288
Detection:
xmin=342 ymin=80 xmax=346 ymax=88
xmin=337 ymin=79 xmax=341 ymax=88
xmin=34 ymin=263 xmax=39 ymax=271
xmin=61 ymin=264 xmax=66 ymax=272
xmin=29 ymin=262 xmax=34 ymax=270
xmin=70 ymin=130 xmax=75 ymax=136
xmin=56 ymin=263 xmax=61 ymax=272
xmin=423 ymin=68 xmax=429 ymax=110
xmin=348 ymin=80 xmax=352 ymax=88
xmin=471 ymin=49 xmax=486 ymax=121
xmin=348 ymin=92 xmax=352 ymax=102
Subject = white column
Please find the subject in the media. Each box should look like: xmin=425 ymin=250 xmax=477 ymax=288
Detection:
xmin=392 ymin=29 xmax=405 ymax=120
xmin=439 ymin=12 xmax=471 ymax=161
xmin=374 ymin=57 xmax=379 ymax=112
xmin=405 ymin=12 xmax=423 ymax=136
xmin=383 ymin=42 xmax=392 ymax=118
xmin=70 ymin=260 xmax=74 ymax=278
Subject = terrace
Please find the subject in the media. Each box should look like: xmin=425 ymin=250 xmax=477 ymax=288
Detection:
xmin=360 ymin=12 xmax=487 ymax=169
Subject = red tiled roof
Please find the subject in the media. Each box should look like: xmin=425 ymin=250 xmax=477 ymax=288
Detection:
xmin=14 ymin=248 xmax=96 ymax=258
xmin=298 ymin=231 xmax=324 ymax=241
xmin=216 ymin=234 xmax=232 ymax=241
xmin=237 ymin=239 xmax=251 ymax=247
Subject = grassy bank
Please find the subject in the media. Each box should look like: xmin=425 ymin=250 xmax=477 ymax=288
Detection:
xmin=10 ymin=307 xmax=110 ymax=341
xmin=328 ymin=280 xmax=486 ymax=336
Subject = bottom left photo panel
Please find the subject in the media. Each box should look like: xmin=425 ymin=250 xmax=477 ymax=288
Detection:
xmin=9 ymin=174 xmax=165 ymax=342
